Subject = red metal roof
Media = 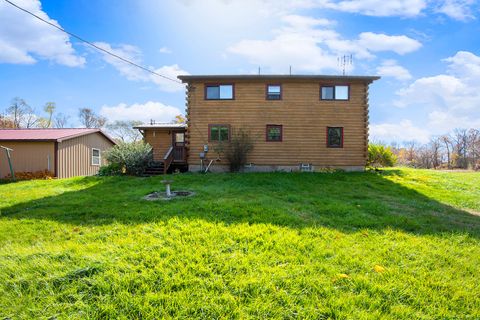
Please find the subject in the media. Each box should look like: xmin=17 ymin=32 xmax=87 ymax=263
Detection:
xmin=0 ymin=128 xmax=116 ymax=144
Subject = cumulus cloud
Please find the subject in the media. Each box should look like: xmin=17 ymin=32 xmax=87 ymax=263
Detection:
xmin=99 ymin=101 xmax=182 ymax=124
xmin=0 ymin=0 xmax=85 ymax=66
xmin=373 ymin=51 xmax=480 ymax=143
xmin=228 ymin=14 xmax=422 ymax=73
xmin=320 ymin=0 xmax=427 ymax=17
xmin=376 ymin=60 xmax=412 ymax=81
xmin=93 ymin=42 xmax=188 ymax=92
xmin=370 ymin=120 xmax=431 ymax=143
xmin=435 ymin=0 xmax=476 ymax=20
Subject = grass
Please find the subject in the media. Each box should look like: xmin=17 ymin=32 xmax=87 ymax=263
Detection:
xmin=0 ymin=167 xmax=479 ymax=319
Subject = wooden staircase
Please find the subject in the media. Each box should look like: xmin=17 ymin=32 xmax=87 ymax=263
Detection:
xmin=143 ymin=161 xmax=165 ymax=176
xmin=143 ymin=146 xmax=174 ymax=176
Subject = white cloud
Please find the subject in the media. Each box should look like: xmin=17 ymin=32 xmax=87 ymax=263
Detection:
xmin=150 ymin=64 xmax=189 ymax=92
xmin=358 ymin=32 xmax=422 ymax=55
xmin=93 ymin=42 xmax=187 ymax=92
xmin=376 ymin=60 xmax=412 ymax=81
xmin=435 ymin=0 xmax=476 ymax=20
xmin=100 ymin=101 xmax=182 ymax=124
xmin=370 ymin=120 xmax=431 ymax=143
xmin=159 ymin=47 xmax=172 ymax=54
xmin=93 ymin=42 xmax=146 ymax=81
xmin=377 ymin=51 xmax=480 ymax=142
xmin=0 ymin=0 xmax=85 ymax=66
xmin=228 ymin=14 xmax=422 ymax=73
xmin=321 ymin=0 xmax=427 ymax=17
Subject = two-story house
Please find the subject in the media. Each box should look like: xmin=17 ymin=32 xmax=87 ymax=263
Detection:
xmin=136 ymin=75 xmax=379 ymax=173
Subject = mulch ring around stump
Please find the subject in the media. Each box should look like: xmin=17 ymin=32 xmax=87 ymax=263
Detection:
xmin=143 ymin=190 xmax=196 ymax=201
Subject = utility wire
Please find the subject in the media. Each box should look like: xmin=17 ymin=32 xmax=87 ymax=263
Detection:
xmin=3 ymin=0 xmax=183 ymax=84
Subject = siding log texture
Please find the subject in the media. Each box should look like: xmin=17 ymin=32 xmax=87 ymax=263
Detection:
xmin=143 ymin=130 xmax=171 ymax=161
xmin=56 ymin=133 xmax=113 ymax=178
xmin=0 ymin=141 xmax=54 ymax=178
xmin=184 ymin=78 xmax=376 ymax=171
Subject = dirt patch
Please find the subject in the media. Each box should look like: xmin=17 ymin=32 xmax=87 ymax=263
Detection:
xmin=143 ymin=190 xmax=195 ymax=201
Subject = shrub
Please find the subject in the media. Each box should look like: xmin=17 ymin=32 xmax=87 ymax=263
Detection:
xmin=367 ymin=144 xmax=397 ymax=169
xmin=6 ymin=170 xmax=54 ymax=180
xmin=223 ymin=129 xmax=254 ymax=172
xmin=98 ymin=163 xmax=123 ymax=176
xmin=104 ymin=142 xmax=152 ymax=176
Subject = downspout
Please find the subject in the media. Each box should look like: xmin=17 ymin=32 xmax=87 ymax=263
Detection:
xmin=54 ymin=141 xmax=58 ymax=178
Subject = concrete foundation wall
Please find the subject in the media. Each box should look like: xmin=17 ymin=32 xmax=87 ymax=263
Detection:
xmin=189 ymin=164 xmax=364 ymax=173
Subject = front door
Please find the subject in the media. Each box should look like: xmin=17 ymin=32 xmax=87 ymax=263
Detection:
xmin=172 ymin=131 xmax=185 ymax=162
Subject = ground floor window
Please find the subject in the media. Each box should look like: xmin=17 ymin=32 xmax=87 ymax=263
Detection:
xmin=209 ymin=125 xmax=230 ymax=142
xmin=327 ymin=127 xmax=343 ymax=148
xmin=92 ymin=148 xmax=101 ymax=165
xmin=266 ymin=125 xmax=283 ymax=142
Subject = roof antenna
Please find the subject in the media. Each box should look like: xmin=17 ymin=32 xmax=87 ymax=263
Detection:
xmin=289 ymin=65 xmax=292 ymax=75
xmin=338 ymin=54 xmax=353 ymax=76
xmin=258 ymin=66 xmax=261 ymax=75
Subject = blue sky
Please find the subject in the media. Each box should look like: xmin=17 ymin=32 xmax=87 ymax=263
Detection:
xmin=0 ymin=0 xmax=479 ymax=143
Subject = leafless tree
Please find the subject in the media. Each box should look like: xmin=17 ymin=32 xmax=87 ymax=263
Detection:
xmin=452 ymin=128 xmax=469 ymax=168
xmin=106 ymin=120 xmax=143 ymax=142
xmin=468 ymin=128 xmax=480 ymax=169
xmin=429 ymin=136 xmax=442 ymax=169
xmin=78 ymin=108 xmax=107 ymax=128
xmin=440 ymin=135 xmax=453 ymax=169
xmin=54 ymin=113 xmax=70 ymax=128
xmin=6 ymin=97 xmax=28 ymax=128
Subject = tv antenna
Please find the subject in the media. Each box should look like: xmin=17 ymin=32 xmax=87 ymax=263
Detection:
xmin=338 ymin=54 xmax=353 ymax=76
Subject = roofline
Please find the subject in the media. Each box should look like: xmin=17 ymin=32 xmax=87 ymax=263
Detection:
xmin=177 ymin=74 xmax=381 ymax=83
xmin=0 ymin=128 xmax=117 ymax=144
xmin=134 ymin=125 xmax=187 ymax=130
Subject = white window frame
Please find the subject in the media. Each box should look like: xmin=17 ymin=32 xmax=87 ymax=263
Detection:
xmin=92 ymin=148 xmax=101 ymax=166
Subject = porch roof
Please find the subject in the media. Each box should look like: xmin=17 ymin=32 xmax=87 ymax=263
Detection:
xmin=134 ymin=123 xmax=186 ymax=130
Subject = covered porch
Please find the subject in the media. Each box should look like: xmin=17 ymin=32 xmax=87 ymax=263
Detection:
xmin=135 ymin=123 xmax=187 ymax=174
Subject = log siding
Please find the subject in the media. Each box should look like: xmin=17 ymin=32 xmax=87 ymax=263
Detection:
xmin=179 ymin=75 xmax=379 ymax=171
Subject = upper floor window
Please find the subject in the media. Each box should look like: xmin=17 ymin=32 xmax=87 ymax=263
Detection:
xmin=205 ymin=84 xmax=234 ymax=100
xmin=327 ymin=127 xmax=343 ymax=148
xmin=266 ymin=125 xmax=283 ymax=142
xmin=209 ymin=124 xmax=230 ymax=142
xmin=321 ymin=85 xmax=349 ymax=100
xmin=266 ymin=84 xmax=282 ymax=100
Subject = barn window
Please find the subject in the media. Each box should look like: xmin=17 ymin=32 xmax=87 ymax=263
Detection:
xmin=266 ymin=125 xmax=283 ymax=142
xmin=205 ymin=84 xmax=234 ymax=100
xmin=321 ymin=85 xmax=349 ymax=100
xmin=266 ymin=84 xmax=282 ymax=100
xmin=92 ymin=148 xmax=101 ymax=166
xmin=209 ymin=125 xmax=230 ymax=142
xmin=327 ymin=127 xmax=343 ymax=148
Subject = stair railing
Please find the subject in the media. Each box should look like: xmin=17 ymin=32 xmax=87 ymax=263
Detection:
xmin=163 ymin=146 xmax=174 ymax=174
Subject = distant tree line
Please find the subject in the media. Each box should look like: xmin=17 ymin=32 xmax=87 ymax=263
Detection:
xmin=384 ymin=128 xmax=480 ymax=170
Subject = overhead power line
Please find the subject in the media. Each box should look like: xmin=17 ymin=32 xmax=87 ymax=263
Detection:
xmin=3 ymin=0 xmax=183 ymax=84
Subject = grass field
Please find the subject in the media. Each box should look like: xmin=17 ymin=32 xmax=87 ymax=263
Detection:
xmin=0 ymin=168 xmax=479 ymax=319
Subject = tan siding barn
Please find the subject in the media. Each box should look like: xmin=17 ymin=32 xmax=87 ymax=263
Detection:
xmin=178 ymin=75 xmax=379 ymax=172
xmin=0 ymin=129 xmax=115 ymax=179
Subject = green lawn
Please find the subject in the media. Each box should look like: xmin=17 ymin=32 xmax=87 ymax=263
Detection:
xmin=0 ymin=168 xmax=479 ymax=319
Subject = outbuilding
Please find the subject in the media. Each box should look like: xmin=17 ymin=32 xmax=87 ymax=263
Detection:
xmin=0 ymin=128 xmax=115 ymax=179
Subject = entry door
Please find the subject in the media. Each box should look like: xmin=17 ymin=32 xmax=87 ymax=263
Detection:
xmin=172 ymin=131 xmax=185 ymax=161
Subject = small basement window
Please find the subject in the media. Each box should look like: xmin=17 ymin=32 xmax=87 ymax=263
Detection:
xmin=327 ymin=127 xmax=343 ymax=148
xmin=92 ymin=148 xmax=101 ymax=165
xmin=266 ymin=84 xmax=282 ymax=100
xmin=321 ymin=85 xmax=349 ymax=100
xmin=266 ymin=125 xmax=283 ymax=142
xmin=205 ymin=84 xmax=234 ymax=100
xmin=209 ymin=125 xmax=230 ymax=142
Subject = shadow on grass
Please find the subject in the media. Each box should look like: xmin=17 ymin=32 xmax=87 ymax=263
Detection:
xmin=1 ymin=171 xmax=479 ymax=237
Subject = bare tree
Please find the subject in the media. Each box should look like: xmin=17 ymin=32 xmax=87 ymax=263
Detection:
xmin=468 ymin=128 xmax=480 ymax=169
xmin=54 ymin=113 xmax=70 ymax=128
xmin=7 ymin=97 xmax=28 ymax=128
xmin=106 ymin=120 xmax=143 ymax=142
xmin=78 ymin=108 xmax=107 ymax=128
xmin=440 ymin=135 xmax=453 ymax=169
xmin=429 ymin=136 xmax=442 ymax=169
xmin=453 ymin=128 xmax=469 ymax=168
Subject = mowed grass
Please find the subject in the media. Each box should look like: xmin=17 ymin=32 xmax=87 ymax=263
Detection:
xmin=0 ymin=168 xmax=479 ymax=319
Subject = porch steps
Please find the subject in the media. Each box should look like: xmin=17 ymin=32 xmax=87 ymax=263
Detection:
xmin=143 ymin=161 xmax=165 ymax=176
